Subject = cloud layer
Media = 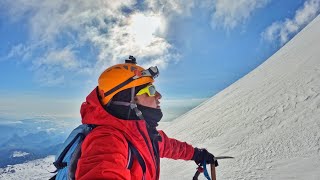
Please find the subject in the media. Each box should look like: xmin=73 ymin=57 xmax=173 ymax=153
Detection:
xmin=3 ymin=0 xmax=177 ymax=85
xmin=211 ymin=0 xmax=270 ymax=30
xmin=262 ymin=0 xmax=320 ymax=45
xmin=4 ymin=0 xmax=309 ymax=86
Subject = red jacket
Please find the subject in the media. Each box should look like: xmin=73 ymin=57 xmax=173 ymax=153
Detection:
xmin=75 ymin=88 xmax=195 ymax=180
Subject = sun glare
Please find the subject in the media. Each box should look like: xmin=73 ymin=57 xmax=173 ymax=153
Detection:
xmin=129 ymin=13 xmax=163 ymax=47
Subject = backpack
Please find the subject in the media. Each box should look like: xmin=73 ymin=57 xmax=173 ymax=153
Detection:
xmin=50 ymin=124 xmax=146 ymax=180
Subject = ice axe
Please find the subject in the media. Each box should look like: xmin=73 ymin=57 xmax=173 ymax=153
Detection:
xmin=193 ymin=156 xmax=234 ymax=180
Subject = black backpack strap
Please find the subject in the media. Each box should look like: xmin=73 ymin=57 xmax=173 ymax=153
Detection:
xmin=127 ymin=141 xmax=146 ymax=174
xmin=53 ymin=133 xmax=85 ymax=169
xmin=127 ymin=143 xmax=133 ymax=169
xmin=49 ymin=174 xmax=56 ymax=180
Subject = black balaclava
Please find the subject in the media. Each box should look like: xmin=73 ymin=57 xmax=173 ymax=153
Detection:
xmin=104 ymin=84 xmax=163 ymax=128
xmin=136 ymin=104 xmax=163 ymax=128
xmin=104 ymin=84 xmax=145 ymax=120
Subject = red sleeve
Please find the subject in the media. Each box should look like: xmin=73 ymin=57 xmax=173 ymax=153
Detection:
xmin=158 ymin=130 xmax=195 ymax=160
xmin=75 ymin=127 xmax=131 ymax=180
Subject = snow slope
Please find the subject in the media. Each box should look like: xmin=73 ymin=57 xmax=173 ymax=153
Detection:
xmin=160 ymin=15 xmax=320 ymax=180
xmin=0 ymin=156 xmax=55 ymax=180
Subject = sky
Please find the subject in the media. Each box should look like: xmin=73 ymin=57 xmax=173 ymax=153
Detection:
xmin=0 ymin=0 xmax=319 ymax=122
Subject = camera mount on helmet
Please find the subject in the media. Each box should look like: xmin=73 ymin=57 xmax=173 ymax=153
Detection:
xmin=125 ymin=55 xmax=137 ymax=64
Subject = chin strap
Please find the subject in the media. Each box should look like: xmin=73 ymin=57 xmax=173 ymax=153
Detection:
xmin=111 ymin=87 xmax=145 ymax=120
xmin=130 ymin=103 xmax=144 ymax=120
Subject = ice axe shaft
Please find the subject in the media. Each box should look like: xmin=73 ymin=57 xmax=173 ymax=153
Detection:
xmin=192 ymin=170 xmax=201 ymax=180
xmin=214 ymin=156 xmax=234 ymax=160
xmin=211 ymin=164 xmax=216 ymax=180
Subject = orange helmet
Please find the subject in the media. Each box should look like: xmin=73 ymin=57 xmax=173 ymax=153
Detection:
xmin=98 ymin=56 xmax=159 ymax=105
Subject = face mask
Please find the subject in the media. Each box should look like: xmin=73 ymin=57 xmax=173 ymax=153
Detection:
xmin=137 ymin=104 xmax=163 ymax=127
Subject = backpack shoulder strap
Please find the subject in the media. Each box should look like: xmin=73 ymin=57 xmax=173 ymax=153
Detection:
xmin=51 ymin=124 xmax=95 ymax=180
xmin=49 ymin=174 xmax=56 ymax=180
xmin=127 ymin=143 xmax=133 ymax=169
xmin=127 ymin=141 xmax=146 ymax=174
xmin=53 ymin=124 xmax=94 ymax=170
xmin=52 ymin=124 xmax=145 ymax=179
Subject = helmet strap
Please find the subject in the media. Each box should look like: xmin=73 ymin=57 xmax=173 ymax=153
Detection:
xmin=127 ymin=87 xmax=135 ymax=119
xmin=110 ymin=87 xmax=144 ymax=120
xmin=130 ymin=103 xmax=144 ymax=120
xmin=130 ymin=87 xmax=144 ymax=120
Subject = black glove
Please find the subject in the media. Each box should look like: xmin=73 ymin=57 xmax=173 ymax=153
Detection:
xmin=192 ymin=148 xmax=219 ymax=167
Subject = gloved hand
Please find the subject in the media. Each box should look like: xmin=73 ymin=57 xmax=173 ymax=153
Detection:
xmin=192 ymin=148 xmax=219 ymax=167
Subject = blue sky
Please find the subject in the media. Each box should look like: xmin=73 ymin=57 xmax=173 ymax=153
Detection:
xmin=0 ymin=0 xmax=319 ymax=122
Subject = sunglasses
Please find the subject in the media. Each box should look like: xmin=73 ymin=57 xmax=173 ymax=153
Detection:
xmin=136 ymin=85 xmax=157 ymax=97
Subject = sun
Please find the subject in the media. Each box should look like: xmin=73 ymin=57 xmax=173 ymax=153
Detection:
xmin=129 ymin=13 xmax=164 ymax=47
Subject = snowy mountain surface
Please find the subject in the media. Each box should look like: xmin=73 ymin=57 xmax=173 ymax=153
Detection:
xmin=0 ymin=156 xmax=55 ymax=180
xmin=11 ymin=151 xmax=30 ymax=158
xmin=1 ymin=14 xmax=319 ymax=180
xmin=159 ymin=15 xmax=320 ymax=179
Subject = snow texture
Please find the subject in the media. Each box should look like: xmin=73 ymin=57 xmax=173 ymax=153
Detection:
xmin=159 ymin=15 xmax=320 ymax=180
xmin=0 ymin=15 xmax=319 ymax=180
xmin=11 ymin=151 xmax=30 ymax=158
xmin=0 ymin=156 xmax=55 ymax=180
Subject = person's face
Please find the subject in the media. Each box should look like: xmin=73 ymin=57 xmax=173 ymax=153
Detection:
xmin=135 ymin=86 xmax=162 ymax=109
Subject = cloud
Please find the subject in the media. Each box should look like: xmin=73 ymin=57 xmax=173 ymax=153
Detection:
xmin=46 ymin=128 xmax=57 ymax=133
xmin=38 ymin=47 xmax=80 ymax=70
xmin=147 ymin=0 xmax=196 ymax=16
xmin=148 ymin=0 xmax=268 ymax=31
xmin=261 ymin=0 xmax=320 ymax=45
xmin=211 ymin=0 xmax=270 ymax=30
xmin=2 ymin=0 xmax=273 ymax=86
xmin=4 ymin=44 xmax=31 ymax=62
xmin=12 ymin=151 xmax=30 ymax=158
xmin=30 ymin=46 xmax=82 ymax=85
xmin=3 ymin=0 xmax=178 ymax=86
xmin=0 ymin=93 xmax=81 ymax=120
